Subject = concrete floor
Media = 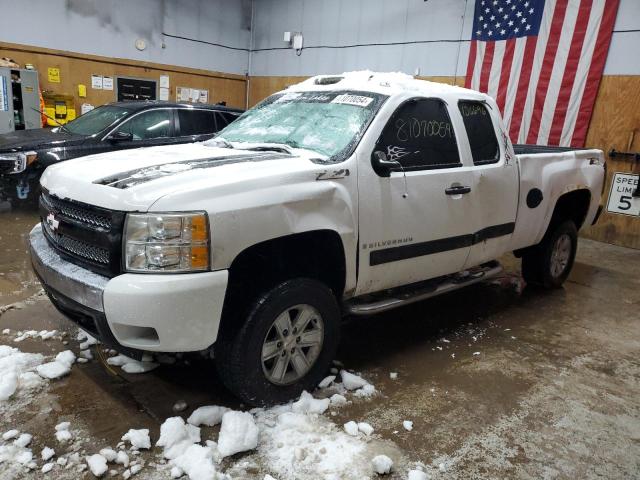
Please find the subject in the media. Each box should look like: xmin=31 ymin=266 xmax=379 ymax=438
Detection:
xmin=1 ymin=208 xmax=639 ymax=479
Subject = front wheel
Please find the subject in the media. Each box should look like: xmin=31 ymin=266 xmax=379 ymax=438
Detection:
xmin=522 ymin=220 xmax=578 ymax=289
xmin=215 ymin=278 xmax=340 ymax=406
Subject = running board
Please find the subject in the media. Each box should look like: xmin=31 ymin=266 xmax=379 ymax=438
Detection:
xmin=345 ymin=261 xmax=503 ymax=316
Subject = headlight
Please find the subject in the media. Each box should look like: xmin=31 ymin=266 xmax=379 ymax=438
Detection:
xmin=124 ymin=212 xmax=210 ymax=273
xmin=0 ymin=151 xmax=37 ymax=174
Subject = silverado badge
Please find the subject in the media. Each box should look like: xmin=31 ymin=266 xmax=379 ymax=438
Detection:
xmin=46 ymin=213 xmax=59 ymax=232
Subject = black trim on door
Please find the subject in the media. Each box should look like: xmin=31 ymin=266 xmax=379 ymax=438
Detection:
xmin=369 ymin=222 xmax=515 ymax=266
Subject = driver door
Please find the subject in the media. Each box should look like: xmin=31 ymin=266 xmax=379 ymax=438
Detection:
xmin=355 ymin=97 xmax=476 ymax=295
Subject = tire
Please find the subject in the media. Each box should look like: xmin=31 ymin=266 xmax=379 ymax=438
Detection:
xmin=215 ymin=278 xmax=340 ymax=406
xmin=522 ymin=220 xmax=578 ymax=289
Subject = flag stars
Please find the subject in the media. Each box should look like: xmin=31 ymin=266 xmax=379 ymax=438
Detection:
xmin=529 ymin=8 xmax=534 ymax=14
xmin=498 ymin=7 xmax=503 ymax=12
xmin=500 ymin=29 xmax=506 ymax=35
xmin=484 ymin=22 xmax=488 ymax=28
xmin=524 ymin=1 xmax=529 ymax=7
xmin=490 ymin=15 xmax=495 ymax=20
xmin=514 ymin=27 xmax=520 ymax=33
xmin=508 ymin=20 xmax=514 ymax=26
xmin=485 ymin=7 xmax=490 ymax=13
xmin=525 ymin=24 xmax=531 ymax=30
xmin=521 ymin=17 xmax=527 ymax=23
xmin=488 ymin=30 xmax=493 ymax=36
xmin=503 ymin=14 xmax=509 ymax=19
xmin=516 ymin=11 xmax=522 ymax=17
xmin=495 ymin=21 xmax=501 ymax=27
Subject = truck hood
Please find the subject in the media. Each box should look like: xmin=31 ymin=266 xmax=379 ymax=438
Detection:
xmin=0 ymin=128 xmax=88 ymax=152
xmin=40 ymin=142 xmax=327 ymax=211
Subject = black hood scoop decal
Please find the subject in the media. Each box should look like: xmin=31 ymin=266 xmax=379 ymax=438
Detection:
xmin=93 ymin=152 xmax=291 ymax=189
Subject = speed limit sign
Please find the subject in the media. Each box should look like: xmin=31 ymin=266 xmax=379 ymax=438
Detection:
xmin=607 ymin=173 xmax=640 ymax=217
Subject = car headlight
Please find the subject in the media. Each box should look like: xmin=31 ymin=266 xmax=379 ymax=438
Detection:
xmin=124 ymin=212 xmax=210 ymax=273
xmin=0 ymin=151 xmax=37 ymax=174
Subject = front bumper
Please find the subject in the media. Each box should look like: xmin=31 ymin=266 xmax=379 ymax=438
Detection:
xmin=30 ymin=224 xmax=229 ymax=353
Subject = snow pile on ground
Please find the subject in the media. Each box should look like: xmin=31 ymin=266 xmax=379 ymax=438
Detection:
xmin=291 ymin=390 xmax=330 ymax=415
xmin=107 ymin=354 xmax=158 ymax=374
xmin=55 ymin=422 xmax=73 ymax=442
xmin=36 ymin=350 xmax=76 ymax=379
xmin=340 ymin=370 xmax=377 ymax=398
xmin=86 ymin=453 xmax=108 ymax=476
xmin=0 ymin=345 xmax=45 ymax=401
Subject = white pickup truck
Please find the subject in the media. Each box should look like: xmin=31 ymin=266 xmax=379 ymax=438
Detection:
xmin=30 ymin=72 xmax=605 ymax=405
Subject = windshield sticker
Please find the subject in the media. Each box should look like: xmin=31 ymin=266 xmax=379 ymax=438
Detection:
xmin=275 ymin=92 xmax=303 ymax=103
xmin=331 ymin=94 xmax=374 ymax=107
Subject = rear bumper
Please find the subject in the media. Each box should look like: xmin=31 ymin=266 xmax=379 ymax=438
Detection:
xmin=30 ymin=224 xmax=229 ymax=353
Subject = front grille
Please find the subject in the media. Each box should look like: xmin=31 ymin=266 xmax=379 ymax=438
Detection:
xmin=40 ymin=192 xmax=112 ymax=230
xmin=39 ymin=190 xmax=125 ymax=277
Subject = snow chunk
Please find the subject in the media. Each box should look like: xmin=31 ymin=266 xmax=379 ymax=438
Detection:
xmin=329 ymin=394 xmax=348 ymax=406
xmin=0 ymin=346 xmax=45 ymax=400
xmin=389 ymin=372 xmax=398 ymax=380
xmin=14 ymin=433 xmax=32 ymax=447
xmin=3 ymin=429 xmax=19 ymax=440
xmin=41 ymin=446 xmax=55 ymax=461
xmin=107 ymin=355 xmax=158 ymax=374
xmin=99 ymin=448 xmax=117 ymax=462
xmin=291 ymin=390 xmax=330 ymax=415
xmin=340 ymin=370 xmax=369 ymax=390
xmin=357 ymin=422 xmax=374 ymax=436
xmin=87 ymin=454 xmax=108 ymax=476
xmin=121 ymin=429 xmax=151 ymax=450
xmin=56 ymin=430 xmax=72 ymax=442
xmin=187 ymin=405 xmax=229 ymax=427
xmin=156 ymin=417 xmax=201 ymax=460
xmin=354 ymin=384 xmax=377 ymax=398
xmin=0 ymin=371 xmax=18 ymax=401
xmin=407 ymin=469 xmax=428 ymax=480
xmin=217 ymin=411 xmax=259 ymax=458
xmin=37 ymin=361 xmax=71 ymax=379
xmin=402 ymin=420 xmax=413 ymax=431
xmin=115 ymin=450 xmax=129 ymax=467
xmin=343 ymin=421 xmax=359 ymax=436
xmin=170 ymin=444 xmax=219 ymax=480
xmin=42 ymin=462 xmax=55 ymax=473
xmin=372 ymin=454 xmax=393 ymax=474
xmin=317 ymin=375 xmax=336 ymax=389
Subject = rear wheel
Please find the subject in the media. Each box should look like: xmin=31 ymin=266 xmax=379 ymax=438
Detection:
xmin=522 ymin=220 xmax=577 ymax=289
xmin=215 ymin=278 xmax=340 ymax=406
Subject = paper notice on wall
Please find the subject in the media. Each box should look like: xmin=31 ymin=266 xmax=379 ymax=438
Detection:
xmin=102 ymin=76 xmax=114 ymax=90
xmin=47 ymin=67 xmax=61 ymax=83
xmin=198 ymin=90 xmax=208 ymax=104
xmin=177 ymin=86 xmax=190 ymax=102
xmin=91 ymin=75 xmax=103 ymax=89
xmin=190 ymin=89 xmax=199 ymax=102
xmin=0 ymin=77 xmax=7 ymax=112
xmin=160 ymin=75 xmax=170 ymax=89
xmin=81 ymin=103 xmax=94 ymax=115
xmin=159 ymin=87 xmax=169 ymax=101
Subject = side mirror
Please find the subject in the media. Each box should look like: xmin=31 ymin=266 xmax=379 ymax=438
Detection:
xmin=371 ymin=150 xmax=401 ymax=178
xmin=106 ymin=131 xmax=133 ymax=143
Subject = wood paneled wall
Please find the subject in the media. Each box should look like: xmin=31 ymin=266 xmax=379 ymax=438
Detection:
xmin=249 ymin=74 xmax=640 ymax=249
xmin=0 ymin=42 xmax=248 ymax=111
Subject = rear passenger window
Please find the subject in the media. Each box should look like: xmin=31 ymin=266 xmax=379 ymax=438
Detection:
xmin=178 ymin=110 xmax=217 ymax=136
xmin=376 ymin=98 xmax=461 ymax=170
xmin=458 ymin=101 xmax=500 ymax=165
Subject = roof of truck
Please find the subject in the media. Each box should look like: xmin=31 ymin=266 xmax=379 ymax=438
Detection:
xmin=286 ymin=71 xmax=491 ymax=102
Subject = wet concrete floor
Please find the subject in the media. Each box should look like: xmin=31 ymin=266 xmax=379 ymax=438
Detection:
xmin=1 ymin=208 xmax=639 ymax=479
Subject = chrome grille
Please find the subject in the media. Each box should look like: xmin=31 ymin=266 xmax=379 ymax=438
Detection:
xmin=41 ymin=192 xmax=112 ymax=230
xmin=42 ymin=220 xmax=110 ymax=265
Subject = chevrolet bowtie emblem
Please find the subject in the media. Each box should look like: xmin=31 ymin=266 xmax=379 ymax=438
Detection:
xmin=46 ymin=213 xmax=59 ymax=232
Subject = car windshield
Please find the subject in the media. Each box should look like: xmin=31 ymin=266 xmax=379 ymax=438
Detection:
xmin=214 ymin=90 xmax=387 ymax=161
xmin=63 ymin=105 xmax=130 ymax=136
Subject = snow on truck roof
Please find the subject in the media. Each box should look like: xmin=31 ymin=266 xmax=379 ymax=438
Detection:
xmin=285 ymin=71 xmax=491 ymax=102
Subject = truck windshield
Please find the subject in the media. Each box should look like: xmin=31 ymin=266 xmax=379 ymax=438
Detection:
xmin=63 ymin=105 xmax=129 ymax=136
xmin=215 ymin=90 xmax=387 ymax=161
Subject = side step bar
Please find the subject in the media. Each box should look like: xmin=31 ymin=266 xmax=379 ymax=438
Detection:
xmin=344 ymin=261 xmax=503 ymax=316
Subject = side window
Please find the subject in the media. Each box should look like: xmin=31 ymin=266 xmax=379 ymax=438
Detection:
xmin=117 ymin=110 xmax=172 ymax=140
xmin=178 ymin=109 xmax=217 ymax=136
xmin=215 ymin=112 xmax=238 ymax=130
xmin=458 ymin=101 xmax=500 ymax=165
xmin=376 ymin=98 xmax=460 ymax=170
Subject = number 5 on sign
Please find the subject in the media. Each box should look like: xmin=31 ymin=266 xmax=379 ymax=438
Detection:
xmin=607 ymin=173 xmax=640 ymax=217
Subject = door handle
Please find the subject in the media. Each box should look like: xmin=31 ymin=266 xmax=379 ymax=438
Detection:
xmin=445 ymin=185 xmax=471 ymax=195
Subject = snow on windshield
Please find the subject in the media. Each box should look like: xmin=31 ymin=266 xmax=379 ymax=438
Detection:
xmin=216 ymin=91 xmax=385 ymax=160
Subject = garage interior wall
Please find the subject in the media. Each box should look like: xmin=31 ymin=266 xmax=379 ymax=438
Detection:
xmin=1 ymin=0 xmax=639 ymax=248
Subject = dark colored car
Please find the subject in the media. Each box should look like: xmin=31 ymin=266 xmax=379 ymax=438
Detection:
xmin=0 ymin=101 xmax=243 ymax=204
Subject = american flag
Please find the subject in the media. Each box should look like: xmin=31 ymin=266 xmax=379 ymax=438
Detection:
xmin=464 ymin=0 xmax=620 ymax=147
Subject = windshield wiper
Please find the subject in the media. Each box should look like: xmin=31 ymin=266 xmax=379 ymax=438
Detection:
xmin=30 ymin=107 xmax=70 ymax=133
